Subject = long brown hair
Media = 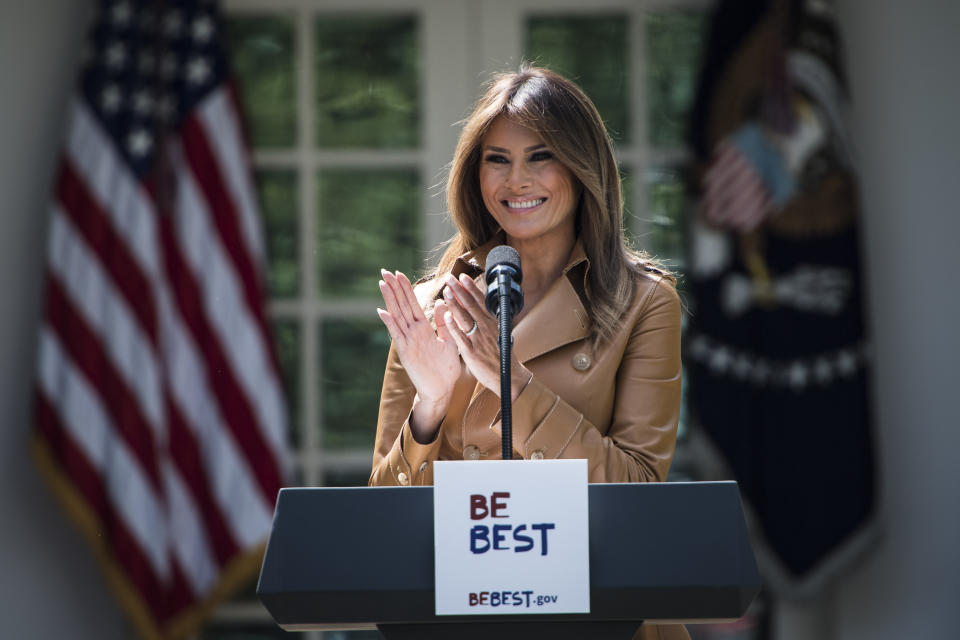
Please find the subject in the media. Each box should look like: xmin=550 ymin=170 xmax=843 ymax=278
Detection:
xmin=433 ymin=65 xmax=668 ymax=344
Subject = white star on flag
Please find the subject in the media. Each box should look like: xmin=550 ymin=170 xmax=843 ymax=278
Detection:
xmin=193 ymin=16 xmax=214 ymax=43
xmin=132 ymin=90 xmax=154 ymax=116
xmin=788 ymin=361 xmax=810 ymax=390
xmin=127 ymin=128 xmax=153 ymax=157
xmin=186 ymin=56 xmax=211 ymax=85
xmin=105 ymin=42 xmax=127 ymax=70
xmin=111 ymin=1 xmax=132 ymax=26
xmin=100 ymin=85 xmax=122 ymax=113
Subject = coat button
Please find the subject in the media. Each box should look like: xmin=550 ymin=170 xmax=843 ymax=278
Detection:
xmin=397 ymin=471 xmax=409 ymax=485
xmin=530 ymin=450 xmax=545 ymax=461
xmin=463 ymin=445 xmax=480 ymax=460
xmin=572 ymin=353 xmax=591 ymax=371
xmin=418 ymin=461 xmax=428 ymax=473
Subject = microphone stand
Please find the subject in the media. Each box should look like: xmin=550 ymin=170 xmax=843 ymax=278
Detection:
xmin=485 ymin=245 xmax=523 ymax=461
xmin=497 ymin=274 xmax=514 ymax=460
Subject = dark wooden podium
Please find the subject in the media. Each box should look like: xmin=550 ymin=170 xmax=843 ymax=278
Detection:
xmin=257 ymin=481 xmax=760 ymax=639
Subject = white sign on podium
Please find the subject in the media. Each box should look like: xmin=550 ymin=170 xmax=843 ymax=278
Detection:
xmin=433 ymin=459 xmax=590 ymax=616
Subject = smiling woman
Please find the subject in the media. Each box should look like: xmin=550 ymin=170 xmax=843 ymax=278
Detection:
xmin=478 ymin=117 xmax=580 ymax=267
xmin=370 ymin=66 xmax=688 ymax=640
xmin=209 ymin=2 xmax=709 ymax=637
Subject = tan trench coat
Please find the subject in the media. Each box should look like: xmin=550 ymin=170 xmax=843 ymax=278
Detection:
xmin=370 ymin=238 xmax=689 ymax=640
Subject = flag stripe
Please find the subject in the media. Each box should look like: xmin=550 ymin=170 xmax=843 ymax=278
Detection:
xmin=157 ymin=216 xmax=283 ymax=504
xmin=199 ymin=86 xmax=266 ymax=264
xmin=702 ymin=143 xmax=743 ymax=186
xmin=37 ymin=3 xmax=289 ymax=634
xmin=36 ymin=394 xmax=171 ymax=623
xmin=66 ymin=100 xmax=162 ymax=284
xmin=36 ymin=328 xmax=168 ymax=579
xmin=46 ymin=207 xmax=165 ymax=433
xmin=166 ymin=398 xmax=240 ymax=565
xmin=185 ymin=99 xmax=282 ymax=388
xmin=56 ymin=162 xmax=158 ymax=344
xmin=42 ymin=279 xmax=164 ymax=495
xmin=168 ymin=139 xmax=287 ymax=465
xmin=48 ymin=205 xmax=241 ymax=571
xmin=180 ymin=112 xmax=283 ymax=383
xmin=164 ymin=461 xmax=218 ymax=595
xmin=35 ymin=396 xmax=111 ymax=523
xmin=159 ymin=286 xmax=275 ymax=547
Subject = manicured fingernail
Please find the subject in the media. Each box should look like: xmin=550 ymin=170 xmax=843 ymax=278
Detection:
xmin=459 ymin=273 xmax=471 ymax=285
xmin=443 ymin=286 xmax=453 ymax=298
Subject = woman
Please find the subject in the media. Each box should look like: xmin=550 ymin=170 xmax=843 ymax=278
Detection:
xmin=371 ymin=65 xmax=686 ymax=639
xmin=372 ymin=64 xmax=681 ymax=484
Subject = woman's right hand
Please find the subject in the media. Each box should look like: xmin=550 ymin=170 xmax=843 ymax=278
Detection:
xmin=377 ymin=269 xmax=461 ymax=442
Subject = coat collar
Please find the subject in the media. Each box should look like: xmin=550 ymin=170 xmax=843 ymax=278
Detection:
xmin=452 ymin=236 xmax=591 ymax=363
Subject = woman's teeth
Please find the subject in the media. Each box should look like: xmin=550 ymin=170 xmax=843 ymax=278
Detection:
xmin=505 ymin=198 xmax=545 ymax=209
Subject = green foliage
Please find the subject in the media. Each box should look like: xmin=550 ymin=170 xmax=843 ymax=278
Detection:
xmin=647 ymin=167 xmax=688 ymax=268
xmin=645 ymin=11 xmax=707 ymax=148
xmin=320 ymin=319 xmax=392 ymax=449
xmin=271 ymin=318 xmax=301 ymax=447
xmin=256 ymin=170 xmax=299 ymax=298
xmin=315 ymin=16 xmax=420 ymax=148
xmin=225 ymin=14 xmax=297 ymax=148
xmin=526 ymin=15 xmax=630 ymax=143
xmin=316 ymin=168 xmax=422 ymax=298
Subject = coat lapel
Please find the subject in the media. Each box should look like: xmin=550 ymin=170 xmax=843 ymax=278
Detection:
xmin=512 ymin=241 xmax=591 ymax=363
xmin=449 ymin=236 xmax=592 ymax=363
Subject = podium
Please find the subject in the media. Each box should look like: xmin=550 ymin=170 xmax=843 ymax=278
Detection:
xmin=257 ymin=482 xmax=760 ymax=639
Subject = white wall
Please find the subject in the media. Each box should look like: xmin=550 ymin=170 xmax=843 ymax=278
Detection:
xmin=776 ymin=1 xmax=960 ymax=638
xmin=0 ymin=1 xmax=957 ymax=639
xmin=832 ymin=0 xmax=960 ymax=636
xmin=0 ymin=0 xmax=129 ymax=637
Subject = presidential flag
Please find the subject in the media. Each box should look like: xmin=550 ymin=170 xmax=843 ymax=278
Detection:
xmin=686 ymin=0 xmax=878 ymax=598
xmin=31 ymin=1 xmax=289 ymax=637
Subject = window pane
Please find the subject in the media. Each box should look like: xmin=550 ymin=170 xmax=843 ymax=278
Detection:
xmin=645 ymin=11 xmax=707 ymax=148
xmin=645 ymin=166 xmax=688 ymax=269
xmin=319 ymin=319 xmax=391 ymax=449
xmin=256 ymin=170 xmax=299 ymax=298
xmin=316 ymin=168 xmax=421 ymax=299
xmin=225 ymin=15 xmax=296 ymax=148
xmin=271 ymin=318 xmax=301 ymax=448
xmin=526 ymin=15 xmax=630 ymax=143
xmin=315 ymin=15 xmax=420 ymax=148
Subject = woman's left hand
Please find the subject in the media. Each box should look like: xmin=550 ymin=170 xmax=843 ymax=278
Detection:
xmin=440 ymin=272 xmax=531 ymax=401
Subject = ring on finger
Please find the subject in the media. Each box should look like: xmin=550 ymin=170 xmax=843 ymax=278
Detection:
xmin=465 ymin=321 xmax=478 ymax=336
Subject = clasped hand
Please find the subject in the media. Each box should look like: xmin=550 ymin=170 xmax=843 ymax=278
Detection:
xmin=377 ymin=269 xmax=530 ymax=441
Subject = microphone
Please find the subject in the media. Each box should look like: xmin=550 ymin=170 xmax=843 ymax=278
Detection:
xmin=484 ymin=245 xmax=524 ymax=319
xmin=484 ymin=245 xmax=523 ymax=460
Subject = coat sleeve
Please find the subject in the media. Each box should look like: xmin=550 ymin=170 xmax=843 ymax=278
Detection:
xmin=506 ymin=276 xmax=683 ymax=483
xmin=368 ymin=342 xmax=447 ymax=486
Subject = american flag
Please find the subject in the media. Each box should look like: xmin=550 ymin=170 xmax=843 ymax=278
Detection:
xmin=31 ymin=1 xmax=289 ymax=638
xmin=701 ymin=136 xmax=773 ymax=232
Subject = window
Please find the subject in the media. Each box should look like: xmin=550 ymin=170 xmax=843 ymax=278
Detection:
xmin=204 ymin=0 xmax=709 ymax=636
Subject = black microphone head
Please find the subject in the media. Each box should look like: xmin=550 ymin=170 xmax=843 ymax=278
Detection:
xmin=484 ymin=245 xmax=522 ymax=284
xmin=484 ymin=245 xmax=524 ymax=317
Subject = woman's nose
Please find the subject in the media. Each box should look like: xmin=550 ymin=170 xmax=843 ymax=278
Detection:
xmin=505 ymin=162 xmax=531 ymax=188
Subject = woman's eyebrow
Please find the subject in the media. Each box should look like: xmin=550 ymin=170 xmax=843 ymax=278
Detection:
xmin=482 ymin=143 xmax=547 ymax=153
